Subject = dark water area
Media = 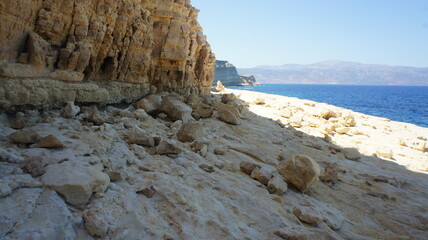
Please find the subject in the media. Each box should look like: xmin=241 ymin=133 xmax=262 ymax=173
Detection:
xmin=229 ymin=84 xmax=428 ymax=128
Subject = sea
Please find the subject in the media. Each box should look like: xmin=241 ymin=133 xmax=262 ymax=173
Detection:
xmin=229 ymin=84 xmax=428 ymax=128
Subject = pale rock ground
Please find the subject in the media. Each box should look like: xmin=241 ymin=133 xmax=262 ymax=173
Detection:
xmin=0 ymin=88 xmax=427 ymax=240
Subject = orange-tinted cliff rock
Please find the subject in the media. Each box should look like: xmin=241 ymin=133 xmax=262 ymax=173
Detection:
xmin=0 ymin=0 xmax=215 ymax=108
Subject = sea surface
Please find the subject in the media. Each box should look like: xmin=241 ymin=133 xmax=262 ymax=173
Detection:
xmin=229 ymin=84 xmax=428 ymax=128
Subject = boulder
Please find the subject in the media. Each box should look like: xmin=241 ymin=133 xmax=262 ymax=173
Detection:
xmin=9 ymin=129 xmax=40 ymax=144
xmin=267 ymin=175 xmax=288 ymax=195
xmin=41 ymin=161 xmax=110 ymax=206
xmin=221 ymin=93 xmax=237 ymax=104
xmin=215 ymin=101 xmax=241 ymax=125
xmin=83 ymin=210 xmax=109 ymax=238
xmin=277 ymin=154 xmax=321 ymax=193
xmin=160 ymin=96 xmax=193 ymax=122
xmin=177 ymin=122 xmax=204 ymax=142
xmin=134 ymin=95 xmax=162 ymax=114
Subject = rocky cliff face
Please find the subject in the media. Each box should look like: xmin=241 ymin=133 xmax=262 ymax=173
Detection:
xmin=0 ymin=0 xmax=215 ymax=109
xmin=214 ymin=60 xmax=258 ymax=86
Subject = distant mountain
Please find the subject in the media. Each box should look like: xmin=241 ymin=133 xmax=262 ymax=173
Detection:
xmin=238 ymin=60 xmax=428 ymax=85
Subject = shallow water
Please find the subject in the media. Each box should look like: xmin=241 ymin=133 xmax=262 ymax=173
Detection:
xmin=229 ymin=84 xmax=428 ymax=128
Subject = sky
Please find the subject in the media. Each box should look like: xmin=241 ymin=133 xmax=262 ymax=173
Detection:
xmin=192 ymin=0 xmax=428 ymax=68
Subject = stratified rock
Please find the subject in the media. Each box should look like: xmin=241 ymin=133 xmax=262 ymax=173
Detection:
xmin=0 ymin=0 xmax=215 ymax=108
xmin=134 ymin=95 xmax=162 ymax=114
xmin=160 ymin=97 xmax=193 ymax=122
xmin=177 ymin=122 xmax=203 ymax=142
xmin=41 ymin=161 xmax=110 ymax=205
xmin=63 ymin=101 xmax=80 ymax=118
xmin=277 ymin=154 xmax=321 ymax=193
xmin=267 ymin=175 xmax=288 ymax=195
xmin=342 ymin=148 xmax=361 ymax=161
xmin=214 ymin=60 xmax=258 ymax=86
xmin=9 ymin=129 xmax=40 ymax=144
xmin=30 ymin=135 xmax=64 ymax=149
xmin=250 ymin=167 xmax=273 ymax=186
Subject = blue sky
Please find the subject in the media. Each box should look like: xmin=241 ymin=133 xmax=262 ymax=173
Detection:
xmin=192 ymin=0 xmax=428 ymax=68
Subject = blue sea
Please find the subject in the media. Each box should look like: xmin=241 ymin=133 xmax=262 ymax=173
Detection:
xmin=229 ymin=84 xmax=428 ymax=128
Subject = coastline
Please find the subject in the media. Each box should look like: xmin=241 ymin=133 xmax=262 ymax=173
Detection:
xmin=227 ymin=88 xmax=428 ymax=173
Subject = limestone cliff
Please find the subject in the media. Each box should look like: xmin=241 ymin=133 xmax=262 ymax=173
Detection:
xmin=214 ymin=60 xmax=258 ymax=86
xmin=0 ymin=0 xmax=215 ymax=109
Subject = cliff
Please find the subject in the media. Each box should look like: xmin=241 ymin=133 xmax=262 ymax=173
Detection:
xmin=0 ymin=0 xmax=215 ymax=109
xmin=214 ymin=60 xmax=258 ymax=86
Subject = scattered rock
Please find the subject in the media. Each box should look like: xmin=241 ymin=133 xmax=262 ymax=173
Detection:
xmin=279 ymin=108 xmax=293 ymax=118
xmin=137 ymin=185 xmax=156 ymax=198
xmin=240 ymin=161 xmax=260 ymax=175
xmin=192 ymin=104 xmax=213 ymax=120
xmin=86 ymin=109 xmax=105 ymax=125
xmin=156 ymin=140 xmax=182 ymax=155
xmin=293 ymin=206 xmax=323 ymax=224
xmin=221 ymin=93 xmax=237 ymax=104
xmin=216 ymin=81 xmax=225 ymax=91
xmin=254 ymin=98 xmax=265 ymax=105
xmin=250 ymin=167 xmax=273 ymax=186
xmin=83 ymin=210 xmax=109 ymax=238
xmin=278 ymin=154 xmax=321 ymax=193
xmin=342 ymin=148 xmax=361 ymax=161
xmin=9 ymin=129 xmax=40 ymax=144
xmin=160 ymin=96 xmax=193 ymax=122
xmin=214 ymin=147 xmax=226 ymax=155
xmin=63 ymin=101 xmax=80 ymax=118
xmin=376 ymin=148 xmax=393 ymax=159
xmin=134 ymin=109 xmax=149 ymax=120
xmin=199 ymin=164 xmax=215 ymax=173
xmin=126 ymin=126 xmax=155 ymax=147
xmin=30 ymin=135 xmax=64 ymax=149
xmin=320 ymin=163 xmax=339 ymax=184
xmin=218 ymin=108 xmax=240 ymax=125
xmin=134 ymin=95 xmax=162 ymax=114
xmin=335 ymin=127 xmax=350 ymax=134
xmin=177 ymin=122 xmax=203 ymax=142
xmin=340 ymin=114 xmax=356 ymax=127
xmin=410 ymin=140 xmax=426 ymax=152
xmin=267 ymin=175 xmax=288 ymax=195
xmin=41 ymin=161 xmax=110 ymax=205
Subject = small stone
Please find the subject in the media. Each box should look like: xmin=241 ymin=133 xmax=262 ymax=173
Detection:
xmin=342 ymin=148 xmax=361 ymax=161
xmin=376 ymin=148 xmax=393 ymax=159
xmin=267 ymin=175 xmax=288 ymax=195
xmin=278 ymin=154 xmax=321 ymax=193
xmin=105 ymin=170 xmax=121 ymax=181
xmin=9 ymin=129 xmax=40 ymax=144
xmin=199 ymin=164 xmax=215 ymax=173
xmin=30 ymin=135 xmax=64 ymax=149
xmin=279 ymin=108 xmax=292 ymax=118
xmin=320 ymin=163 xmax=339 ymax=184
xmin=86 ymin=110 xmax=105 ymax=125
xmin=339 ymin=114 xmax=356 ymax=127
xmin=240 ymin=161 xmax=259 ymax=175
xmin=63 ymin=101 xmax=80 ymax=118
xmin=134 ymin=109 xmax=149 ymax=120
xmin=214 ymin=147 xmax=226 ymax=155
xmin=250 ymin=167 xmax=273 ymax=186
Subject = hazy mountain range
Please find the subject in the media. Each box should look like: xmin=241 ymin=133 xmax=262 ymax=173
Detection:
xmin=238 ymin=60 xmax=428 ymax=85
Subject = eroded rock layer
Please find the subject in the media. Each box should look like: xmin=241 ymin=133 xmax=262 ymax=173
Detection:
xmin=0 ymin=0 xmax=215 ymax=109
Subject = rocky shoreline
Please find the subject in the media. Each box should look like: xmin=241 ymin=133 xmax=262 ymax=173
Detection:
xmin=0 ymin=88 xmax=427 ymax=239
